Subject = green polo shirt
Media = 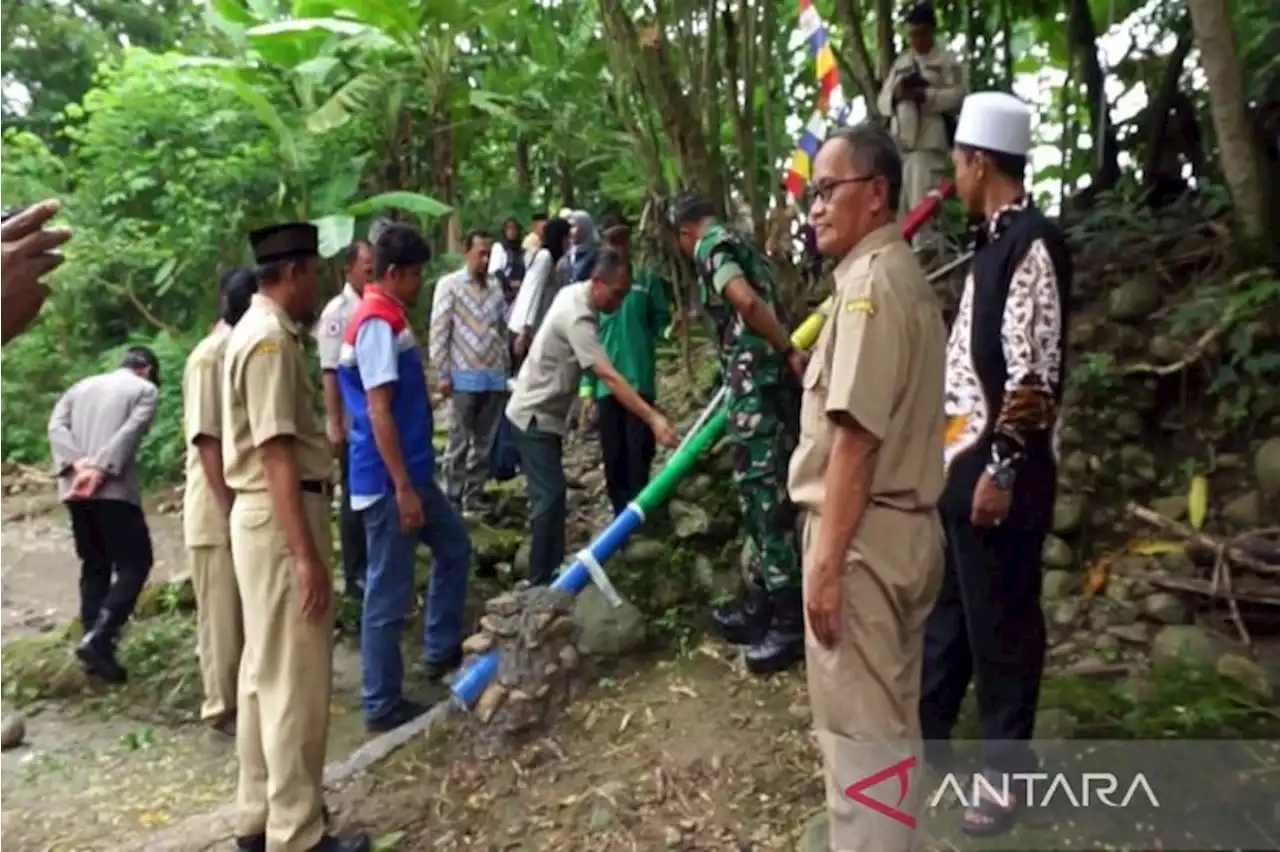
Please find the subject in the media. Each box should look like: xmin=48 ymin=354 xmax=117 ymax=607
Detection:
xmin=580 ymin=265 xmax=671 ymax=401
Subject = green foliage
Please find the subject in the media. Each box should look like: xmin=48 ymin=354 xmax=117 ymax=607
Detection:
xmin=2 ymin=610 xmax=202 ymax=724
xmin=1179 ymin=272 xmax=1280 ymax=431
xmin=1037 ymin=664 xmax=1280 ymax=738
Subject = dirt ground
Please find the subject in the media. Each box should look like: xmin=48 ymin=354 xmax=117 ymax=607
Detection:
xmin=0 ymin=492 xmax=390 ymax=852
xmin=0 ymin=488 xmax=189 ymax=640
xmin=331 ymin=647 xmax=825 ymax=852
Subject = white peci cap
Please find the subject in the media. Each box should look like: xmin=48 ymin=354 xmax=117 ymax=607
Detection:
xmin=954 ymin=92 xmax=1033 ymax=156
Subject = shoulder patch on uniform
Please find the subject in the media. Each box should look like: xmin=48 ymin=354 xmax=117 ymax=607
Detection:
xmin=843 ymin=298 xmax=876 ymax=316
xmin=323 ymin=318 xmax=342 ymax=338
xmin=252 ymin=340 xmax=280 ymax=357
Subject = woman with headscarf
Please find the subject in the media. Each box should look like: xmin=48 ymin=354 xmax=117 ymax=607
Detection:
xmin=489 ymin=217 xmax=526 ymax=301
xmin=507 ymin=216 xmax=572 ymax=363
xmin=566 ymin=211 xmax=600 ymax=284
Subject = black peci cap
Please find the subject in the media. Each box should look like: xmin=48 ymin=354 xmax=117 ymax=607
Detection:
xmin=904 ymin=2 xmax=937 ymax=27
xmin=249 ymin=222 xmax=319 ymax=265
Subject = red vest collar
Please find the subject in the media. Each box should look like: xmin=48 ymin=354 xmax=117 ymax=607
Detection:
xmin=362 ymin=284 xmax=406 ymax=313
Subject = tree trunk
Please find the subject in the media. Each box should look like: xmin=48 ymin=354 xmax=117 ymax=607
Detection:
xmin=514 ymin=133 xmax=532 ymax=197
xmin=1188 ymin=0 xmax=1273 ymax=242
xmin=599 ymin=0 xmax=725 ymax=209
xmin=832 ymin=0 xmax=882 ymax=112
xmin=761 ymin=0 xmax=785 ymax=204
xmin=999 ymin=0 xmax=1014 ymax=90
xmin=1068 ymin=0 xmax=1121 ymax=192
xmin=558 ymin=155 xmax=576 ymax=209
xmin=431 ymin=105 xmax=461 ymax=255
xmin=874 ymin=0 xmax=894 ymax=82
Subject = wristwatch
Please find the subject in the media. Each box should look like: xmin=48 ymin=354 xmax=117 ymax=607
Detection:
xmin=985 ymin=460 xmax=1016 ymax=491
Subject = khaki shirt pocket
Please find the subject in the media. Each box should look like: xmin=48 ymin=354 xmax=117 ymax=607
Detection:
xmin=800 ymin=354 xmax=827 ymax=437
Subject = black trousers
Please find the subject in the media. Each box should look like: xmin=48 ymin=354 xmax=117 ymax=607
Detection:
xmin=515 ymin=420 xmax=565 ymax=586
xmin=597 ymin=395 xmax=655 ymax=516
xmin=920 ymin=516 xmax=1047 ymax=774
xmin=339 ymin=449 xmax=368 ymax=599
xmin=68 ymin=499 xmax=153 ymax=643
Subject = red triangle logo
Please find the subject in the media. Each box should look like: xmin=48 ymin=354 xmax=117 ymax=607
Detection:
xmin=843 ymin=756 xmax=918 ymax=829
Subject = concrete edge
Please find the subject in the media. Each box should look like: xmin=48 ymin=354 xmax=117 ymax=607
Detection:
xmin=323 ymin=698 xmax=458 ymax=784
xmin=146 ymin=698 xmax=462 ymax=851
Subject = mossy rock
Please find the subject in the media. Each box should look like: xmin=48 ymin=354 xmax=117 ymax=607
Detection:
xmin=1 ymin=632 xmax=87 ymax=705
xmin=132 ymin=577 xmax=197 ymax=619
xmin=1 ymin=613 xmax=202 ymax=720
xmin=467 ymin=521 xmax=524 ymax=570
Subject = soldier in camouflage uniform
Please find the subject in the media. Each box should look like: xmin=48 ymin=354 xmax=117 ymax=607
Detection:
xmin=671 ymin=192 xmax=808 ymax=675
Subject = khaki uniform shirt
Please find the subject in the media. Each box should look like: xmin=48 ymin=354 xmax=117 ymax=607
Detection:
xmin=506 ymin=282 xmax=606 ymax=436
xmin=222 ymin=294 xmax=331 ymax=492
xmin=875 ymin=46 xmax=966 ymax=153
xmin=788 ymin=224 xmax=947 ymax=515
xmin=183 ymin=325 xmax=231 ymax=547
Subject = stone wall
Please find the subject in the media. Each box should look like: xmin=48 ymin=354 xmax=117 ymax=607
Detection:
xmin=460 ymin=584 xmax=586 ymax=756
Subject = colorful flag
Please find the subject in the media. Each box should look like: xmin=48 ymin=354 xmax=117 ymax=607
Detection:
xmin=785 ymin=0 xmax=853 ymax=201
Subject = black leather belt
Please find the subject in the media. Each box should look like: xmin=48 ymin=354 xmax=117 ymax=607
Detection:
xmin=301 ymin=480 xmax=330 ymax=496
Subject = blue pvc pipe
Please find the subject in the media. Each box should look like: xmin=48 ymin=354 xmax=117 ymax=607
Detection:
xmin=451 ymin=504 xmax=646 ymax=707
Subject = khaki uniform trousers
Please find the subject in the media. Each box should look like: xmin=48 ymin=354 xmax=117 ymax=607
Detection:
xmin=901 ymin=150 xmax=949 ymax=257
xmin=803 ymin=506 xmax=944 ymax=852
xmin=189 ymin=543 xmax=244 ymax=722
xmin=231 ymin=490 xmax=335 ymax=852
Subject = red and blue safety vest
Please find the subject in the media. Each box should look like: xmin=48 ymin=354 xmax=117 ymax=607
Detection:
xmin=337 ymin=285 xmax=436 ymax=498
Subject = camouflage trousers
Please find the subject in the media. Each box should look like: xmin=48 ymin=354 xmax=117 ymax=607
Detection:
xmin=725 ymin=348 xmax=801 ymax=594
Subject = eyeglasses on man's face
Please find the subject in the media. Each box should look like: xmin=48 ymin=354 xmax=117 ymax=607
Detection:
xmin=807 ymin=174 xmax=879 ymax=205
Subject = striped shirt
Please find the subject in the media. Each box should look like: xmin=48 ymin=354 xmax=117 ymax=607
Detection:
xmin=428 ymin=267 xmax=508 ymax=393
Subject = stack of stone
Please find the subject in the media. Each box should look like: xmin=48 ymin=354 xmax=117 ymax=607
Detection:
xmin=461 ymin=583 xmax=585 ymax=754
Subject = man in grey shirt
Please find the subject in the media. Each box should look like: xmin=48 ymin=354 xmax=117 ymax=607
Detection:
xmin=47 ymin=346 xmax=161 ymax=683
xmin=507 ymin=249 xmax=678 ymax=585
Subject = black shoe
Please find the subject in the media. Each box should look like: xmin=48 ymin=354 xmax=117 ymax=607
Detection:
xmin=309 ymin=832 xmax=372 ymax=852
xmin=234 ymin=834 xmax=265 ymax=852
xmin=424 ymin=646 xmax=463 ymax=682
xmin=210 ymin=713 xmax=237 ymax=738
xmin=710 ymin=580 xmax=769 ymax=646
xmin=234 ymin=804 xmax=332 ymax=851
xmin=76 ymin=631 xmax=127 ymax=684
xmin=366 ymin=698 xmax=428 ymax=734
xmin=744 ymin=587 xmax=804 ymax=675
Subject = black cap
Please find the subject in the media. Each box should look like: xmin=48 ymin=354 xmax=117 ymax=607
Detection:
xmin=249 ymin=222 xmax=319 ymax=265
xmin=904 ymin=2 xmax=936 ymax=26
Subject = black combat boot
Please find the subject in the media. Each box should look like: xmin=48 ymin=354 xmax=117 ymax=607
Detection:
xmin=309 ymin=832 xmax=372 ymax=852
xmin=744 ymin=587 xmax=805 ymax=675
xmin=76 ymin=612 xmax=127 ymax=684
xmin=710 ymin=577 xmax=769 ymax=646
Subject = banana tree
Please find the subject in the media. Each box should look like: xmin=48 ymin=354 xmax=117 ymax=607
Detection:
xmin=206 ymin=0 xmax=524 ymax=251
xmin=194 ymin=0 xmax=456 ymax=254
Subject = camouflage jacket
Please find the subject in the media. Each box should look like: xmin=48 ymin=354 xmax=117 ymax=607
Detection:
xmin=692 ymin=223 xmax=790 ymax=376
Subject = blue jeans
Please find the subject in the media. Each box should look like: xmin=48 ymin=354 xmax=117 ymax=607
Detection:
xmin=360 ymin=480 xmax=471 ymax=720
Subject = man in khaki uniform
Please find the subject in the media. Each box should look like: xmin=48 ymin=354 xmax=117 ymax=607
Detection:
xmin=223 ymin=222 xmax=369 ymax=852
xmin=182 ymin=267 xmax=258 ymax=737
xmin=789 ymin=125 xmax=947 ymax=851
xmin=876 ymin=2 xmax=965 ymax=252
